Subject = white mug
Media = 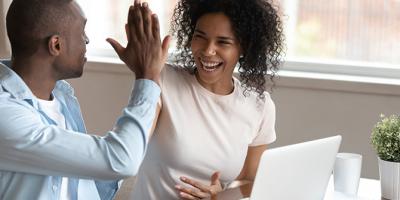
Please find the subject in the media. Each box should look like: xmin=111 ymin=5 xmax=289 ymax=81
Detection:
xmin=333 ymin=153 xmax=362 ymax=196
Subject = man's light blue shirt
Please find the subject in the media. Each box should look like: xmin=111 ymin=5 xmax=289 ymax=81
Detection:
xmin=0 ymin=60 xmax=160 ymax=200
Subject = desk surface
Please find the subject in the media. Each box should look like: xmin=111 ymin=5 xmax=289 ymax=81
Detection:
xmin=206 ymin=176 xmax=382 ymax=200
xmin=324 ymin=176 xmax=381 ymax=200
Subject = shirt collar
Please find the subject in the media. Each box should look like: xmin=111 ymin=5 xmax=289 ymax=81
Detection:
xmin=0 ymin=60 xmax=75 ymax=101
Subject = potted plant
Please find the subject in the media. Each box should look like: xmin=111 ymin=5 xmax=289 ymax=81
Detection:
xmin=371 ymin=114 xmax=400 ymax=200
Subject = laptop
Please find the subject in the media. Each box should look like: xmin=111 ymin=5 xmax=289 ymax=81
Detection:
xmin=248 ymin=135 xmax=342 ymax=200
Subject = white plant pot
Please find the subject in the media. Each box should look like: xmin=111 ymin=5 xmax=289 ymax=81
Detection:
xmin=378 ymin=157 xmax=400 ymax=200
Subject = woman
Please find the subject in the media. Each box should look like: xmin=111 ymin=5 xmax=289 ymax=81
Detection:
xmin=131 ymin=0 xmax=284 ymax=199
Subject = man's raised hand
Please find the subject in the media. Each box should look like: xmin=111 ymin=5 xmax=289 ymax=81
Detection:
xmin=107 ymin=1 xmax=171 ymax=85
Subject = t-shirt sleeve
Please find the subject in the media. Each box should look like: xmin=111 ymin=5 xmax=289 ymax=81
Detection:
xmin=159 ymin=63 xmax=180 ymax=91
xmin=249 ymin=93 xmax=277 ymax=146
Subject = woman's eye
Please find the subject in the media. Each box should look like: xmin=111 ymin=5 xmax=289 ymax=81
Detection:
xmin=219 ymin=41 xmax=231 ymax=45
xmin=194 ymin=34 xmax=204 ymax=39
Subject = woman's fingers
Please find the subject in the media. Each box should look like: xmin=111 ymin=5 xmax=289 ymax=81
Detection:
xmin=210 ymin=172 xmax=221 ymax=187
xmin=176 ymin=185 xmax=208 ymax=199
xmin=179 ymin=191 xmax=198 ymax=200
xmin=180 ymin=176 xmax=211 ymax=192
xmin=161 ymin=35 xmax=172 ymax=60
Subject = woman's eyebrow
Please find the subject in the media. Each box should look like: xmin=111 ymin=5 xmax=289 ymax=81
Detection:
xmin=194 ymin=29 xmax=235 ymax=41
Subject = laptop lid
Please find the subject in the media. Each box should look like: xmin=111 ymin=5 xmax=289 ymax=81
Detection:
xmin=250 ymin=135 xmax=342 ymax=200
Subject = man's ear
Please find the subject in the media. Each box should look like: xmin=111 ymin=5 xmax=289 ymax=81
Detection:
xmin=48 ymin=35 xmax=62 ymax=56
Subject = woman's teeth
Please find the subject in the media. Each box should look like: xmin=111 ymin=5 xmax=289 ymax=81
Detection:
xmin=200 ymin=60 xmax=221 ymax=72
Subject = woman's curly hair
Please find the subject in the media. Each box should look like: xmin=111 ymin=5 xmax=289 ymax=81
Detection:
xmin=171 ymin=0 xmax=285 ymax=99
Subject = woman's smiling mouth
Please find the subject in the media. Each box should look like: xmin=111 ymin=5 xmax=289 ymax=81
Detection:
xmin=200 ymin=59 xmax=223 ymax=72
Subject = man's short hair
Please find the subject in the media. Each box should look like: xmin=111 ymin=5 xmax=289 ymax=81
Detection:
xmin=6 ymin=0 xmax=73 ymax=58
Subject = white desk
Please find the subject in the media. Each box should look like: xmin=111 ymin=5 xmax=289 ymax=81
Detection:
xmin=324 ymin=175 xmax=381 ymax=200
xmin=209 ymin=175 xmax=381 ymax=200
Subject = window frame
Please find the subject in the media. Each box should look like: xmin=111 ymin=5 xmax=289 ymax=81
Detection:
xmin=282 ymin=59 xmax=400 ymax=80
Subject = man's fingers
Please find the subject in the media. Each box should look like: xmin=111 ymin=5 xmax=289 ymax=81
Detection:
xmin=128 ymin=5 xmax=135 ymax=24
xmin=141 ymin=2 xmax=152 ymax=37
xmin=134 ymin=4 xmax=145 ymax=40
xmin=134 ymin=0 xmax=141 ymax=6
xmin=106 ymin=38 xmax=125 ymax=57
xmin=127 ymin=3 xmax=144 ymax=41
xmin=125 ymin=24 xmax=131 ymax=43
xmin=127 ymin=6 xmax=139 ymax=43
xmin=151 ymin=14 xmax=160 ymax=40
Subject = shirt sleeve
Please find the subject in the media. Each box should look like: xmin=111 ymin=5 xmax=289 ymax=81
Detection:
xmin=0 ymin=79 xmax=160 ymax=180
xmin=249 ymin=93 xmax=277 ymax=146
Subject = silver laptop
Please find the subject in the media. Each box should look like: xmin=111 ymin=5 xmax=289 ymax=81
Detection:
xmin=249 ymin=135 xmax=342 ymax=200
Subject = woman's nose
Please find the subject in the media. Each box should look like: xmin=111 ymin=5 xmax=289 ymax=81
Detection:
xmin=203 ymin=42 xmax=216 ymax=56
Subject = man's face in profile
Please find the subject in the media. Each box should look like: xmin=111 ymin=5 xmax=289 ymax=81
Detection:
xmin=54 ymin=1 xmax=88 ymax=79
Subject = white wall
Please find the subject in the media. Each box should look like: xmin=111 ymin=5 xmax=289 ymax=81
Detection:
xmin=69 ymin=61 xmax=400 ymax=179
xmin=271 ymin=78 xmax=400 ymax=179
xmin=68 ymin=61 xmax=135 ymax=134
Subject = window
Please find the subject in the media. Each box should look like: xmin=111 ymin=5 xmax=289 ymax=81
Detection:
xmin=76 ymin=0 xmax=178 ymax=58
xmin=2 ymin=0 xmax=399 ymax=75
xmin=282 ymin=0 xmax=400 ymax=66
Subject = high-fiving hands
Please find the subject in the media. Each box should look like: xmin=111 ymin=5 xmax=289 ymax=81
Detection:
xmin=107 ymin=0 xmax=171 ymax=85
xmin=175 ymin=172 xmax=223 ymax=199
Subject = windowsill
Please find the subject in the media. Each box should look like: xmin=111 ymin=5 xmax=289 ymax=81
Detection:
xmin=84 ymin=56 xmax=400 ymax=96
xmin=277 ymin=70 xmax=400 ymax=96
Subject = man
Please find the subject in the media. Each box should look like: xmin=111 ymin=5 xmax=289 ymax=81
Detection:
xmin=0 ymin=0 xmax=170 ymax=199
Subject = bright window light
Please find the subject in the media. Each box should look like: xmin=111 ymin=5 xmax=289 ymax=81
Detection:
xmin=282 ymin=0 xmax=400 ymax=66
xmin=76 ymin=0 xmax=178 ymax=58
xmin=77 ymin=0 xmax=400 ymax=67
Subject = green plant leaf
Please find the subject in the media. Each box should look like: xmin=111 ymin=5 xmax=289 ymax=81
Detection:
xmin=371 ymin=114 xmax=400 ymax=162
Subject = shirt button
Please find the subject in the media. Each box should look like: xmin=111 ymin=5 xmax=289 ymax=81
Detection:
xmin=52 ymin=185 xmax=57 ymax=191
